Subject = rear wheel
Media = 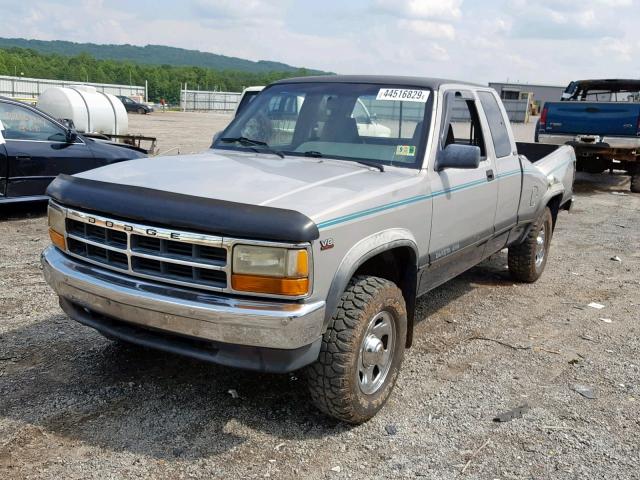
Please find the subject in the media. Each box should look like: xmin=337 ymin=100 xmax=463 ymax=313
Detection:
xmin=305 ymin=275 xmax=407 ymax=424
xmin=629 ymin=164 xmax=640 ymax=193
xmin=508 ymin=207 xmax=553 ymax=283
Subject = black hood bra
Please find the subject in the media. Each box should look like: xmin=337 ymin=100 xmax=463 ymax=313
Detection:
xmin=46 ymin=174 xmax=320 ymax=243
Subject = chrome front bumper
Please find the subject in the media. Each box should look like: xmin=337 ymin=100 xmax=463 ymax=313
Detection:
xmin=42 ymin=246 xmax=325 ymax=351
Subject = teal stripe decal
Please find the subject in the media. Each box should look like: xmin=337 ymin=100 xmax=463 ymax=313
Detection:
xmin=317 ymin=169 xmax=523 ymax=229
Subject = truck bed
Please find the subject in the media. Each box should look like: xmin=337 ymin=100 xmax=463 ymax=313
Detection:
xmin=517 ymin=142 xmax=575 ymax=209
xmin=516 ymin=142 xmax=562 ymax=163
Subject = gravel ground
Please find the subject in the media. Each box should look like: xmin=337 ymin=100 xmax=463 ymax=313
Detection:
xmin=128 ymin=111 xmax=233 ymax=155
xmin=1 ymin=113 xmax=639 ymax=479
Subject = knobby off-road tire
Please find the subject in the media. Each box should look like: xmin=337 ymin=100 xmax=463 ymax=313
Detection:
xmin=508 ymin=207 xmax=553 ymax=283
xmin=305 ymin=276 xmax=407 ymax=424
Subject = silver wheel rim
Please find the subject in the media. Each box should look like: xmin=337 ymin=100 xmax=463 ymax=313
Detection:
xmin=357 ymin=310 xmax=395 ymax=395
xmin=535 ymin=224 xmax=546 ymax=268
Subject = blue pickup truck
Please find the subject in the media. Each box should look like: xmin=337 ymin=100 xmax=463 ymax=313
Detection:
xmin=536 ymin=79 xmax=640 ymax=192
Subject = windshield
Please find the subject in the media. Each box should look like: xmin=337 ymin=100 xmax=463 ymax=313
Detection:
xmin=215 ymin=82 xmax=433 ymax=168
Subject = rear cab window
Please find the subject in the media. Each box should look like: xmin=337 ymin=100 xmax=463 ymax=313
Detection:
xmin=477 ymin=91 xmax=513 ymax=158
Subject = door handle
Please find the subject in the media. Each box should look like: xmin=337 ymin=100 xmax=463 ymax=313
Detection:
xmin=486 ymin=169 xmax=495 ymax=181
xmin=15 ymin=155 xmax=32 ymax=161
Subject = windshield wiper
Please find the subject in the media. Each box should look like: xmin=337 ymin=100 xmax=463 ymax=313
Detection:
xmin=303 ymin=151 xmax=384 ymax=172
xmin=220 ymin=136 xmax=285 ymax=159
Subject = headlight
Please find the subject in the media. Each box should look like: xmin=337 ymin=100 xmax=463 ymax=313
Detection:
xmin=231 ymin=245 xmax=309 ymax=296
xmin=47 ymin=203 xmax=66 ymax=250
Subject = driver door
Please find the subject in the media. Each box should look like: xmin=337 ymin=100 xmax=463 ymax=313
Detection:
xmin=0 ymin=100 xmax=98 ymax=198
xmin=422 ymin=89 xmax=499 ymax=291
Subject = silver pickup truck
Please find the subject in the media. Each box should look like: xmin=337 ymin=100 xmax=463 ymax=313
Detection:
xmin=42 ymin=76 xmax=575 ymax=423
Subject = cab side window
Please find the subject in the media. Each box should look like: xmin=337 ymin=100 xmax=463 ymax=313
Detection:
xmin=0 ymin=102 xmax=66 ymax=142
xmin=477 ymin=92 xmax=512 ymax=158
xmin=440 ymin=91 xmax=486 ymax=157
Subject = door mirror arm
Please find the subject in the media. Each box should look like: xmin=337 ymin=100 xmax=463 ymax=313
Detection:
xmin=65 ymin=128 xmax=78 ymax=144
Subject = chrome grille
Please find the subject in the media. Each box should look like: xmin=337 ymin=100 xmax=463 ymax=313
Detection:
xmin=64 ymin=212 xmax=228 ymax=291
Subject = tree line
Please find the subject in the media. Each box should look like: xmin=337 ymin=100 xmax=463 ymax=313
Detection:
xmin=0 ymin=47 xmax=315 ymax=103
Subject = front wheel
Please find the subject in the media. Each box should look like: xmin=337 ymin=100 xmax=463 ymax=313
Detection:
xmin=305 ymin=276 xmax=407 ymax=424
xmin=508 ymin=207 xmax=553 ymax=283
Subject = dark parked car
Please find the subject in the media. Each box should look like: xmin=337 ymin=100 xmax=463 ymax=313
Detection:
xmin=0 ymin=96 xmax=147 ymax=204
xmin=116 ymin=96 xmax=153 ymax=114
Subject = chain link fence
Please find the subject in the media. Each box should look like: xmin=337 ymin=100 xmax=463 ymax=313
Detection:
xmin=179 ymin=90 xmax=241 ymax=112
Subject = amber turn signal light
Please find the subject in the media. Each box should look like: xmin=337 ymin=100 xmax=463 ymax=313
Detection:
xmin=231 ymin=274 xmax=309 ymax=296
xmin=49 ymin=228 xmax=66 ymax=251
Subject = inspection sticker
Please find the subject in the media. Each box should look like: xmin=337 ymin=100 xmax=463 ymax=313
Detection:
xmin=395 ymin=145 xmax=416 ymax=156
xmin=376 ymin=88 xmax=430 ymax=103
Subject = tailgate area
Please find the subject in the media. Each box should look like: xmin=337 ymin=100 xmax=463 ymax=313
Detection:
xmin=544 ymin=102 xmax=640 ymax=136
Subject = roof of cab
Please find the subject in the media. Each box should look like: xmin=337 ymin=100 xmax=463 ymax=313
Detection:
xmin=271 ymin=75 xmax=480 ymax=90
xmin=572 ymin=79 xmax=640 ymax=90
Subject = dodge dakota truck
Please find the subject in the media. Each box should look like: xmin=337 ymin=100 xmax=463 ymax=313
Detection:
xmin=536 ymin=79 xmax=640 ymax=192
xmin=42 ymin=76 xmax=575 ymax=423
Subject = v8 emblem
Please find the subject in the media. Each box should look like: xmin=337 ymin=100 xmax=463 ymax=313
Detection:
xmin=320 ymin=238 xmax=334 ymax=251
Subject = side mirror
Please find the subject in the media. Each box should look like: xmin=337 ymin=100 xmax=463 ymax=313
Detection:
xmin=65 ymin=128 xmax=78 ymax=144
xmin=436 ymin=144 xmax=481 ymax=170
xmin=210 ymin=131 xmax=223 ymax=147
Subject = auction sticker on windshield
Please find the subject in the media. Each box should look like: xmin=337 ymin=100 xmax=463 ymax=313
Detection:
xmin=376 ymin=88 xmax=430 ymax=103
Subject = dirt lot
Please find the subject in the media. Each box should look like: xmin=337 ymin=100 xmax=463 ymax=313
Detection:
xmin=1 ymin=112 xmax=639 ymax=479
xmin=128 ymin=111 xmax=233 ymax=155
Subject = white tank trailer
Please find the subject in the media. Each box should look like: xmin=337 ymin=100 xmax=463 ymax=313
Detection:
xmin=38 ymin=85 xmax=128 ymax=135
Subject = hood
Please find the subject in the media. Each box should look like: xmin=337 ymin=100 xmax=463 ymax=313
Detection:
xmin=75 ymin=149 xmax=419 ymax=223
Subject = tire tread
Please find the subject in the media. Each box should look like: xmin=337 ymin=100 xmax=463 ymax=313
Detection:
xmin=508 ymin=208 xmax=552 ymax=283
xmin=306 ymin=275 xmax=403 ymax=423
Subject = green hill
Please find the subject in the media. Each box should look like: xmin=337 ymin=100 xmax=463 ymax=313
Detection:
xmin=0 ymin=37 xmax=328 ymax=75
xmin=0 ymin=47 xmax=321 ymax=103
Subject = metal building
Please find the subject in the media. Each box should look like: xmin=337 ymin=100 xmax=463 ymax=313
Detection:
xmin=0 ymin=75 xmax=145 ymax=103
xmin=489 ymin=82 xmax=566 ymax=110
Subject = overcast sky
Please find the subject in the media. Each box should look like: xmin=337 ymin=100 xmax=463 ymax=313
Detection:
xmin=2 ymin=0 xmax=639 ymax=85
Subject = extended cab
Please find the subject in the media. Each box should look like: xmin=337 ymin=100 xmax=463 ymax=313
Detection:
xmin=42 ymin=76 xmax=575 ymax=423
xmin=537 ymin=79 xmax=640 ymax=192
